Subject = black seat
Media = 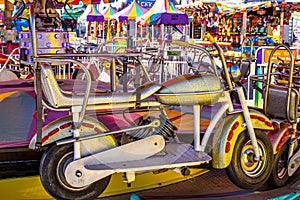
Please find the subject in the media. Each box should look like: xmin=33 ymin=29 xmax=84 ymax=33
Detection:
xmin=238 ymin=60 xmax=251 ymax=78
xmin=265 ymin=85 xmax=299 ymax=122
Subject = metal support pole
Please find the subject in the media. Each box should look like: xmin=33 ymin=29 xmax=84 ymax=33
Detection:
xmin=241 ymin=12 xmax=247 ymax=46
xmin=29 ymin=2 xmax=43 ymax=149
xmin=110 ymin=57 xmax=117 ymax=91
xmin=122 ymin=57 xmax=128 ymax=92
xmin=280 ymin=7 xmax=284 ymax=43
xmin=193 ymin=105 xmax=201 ymax=152
xmin=152 ymin=25 xmax=154 ymax=42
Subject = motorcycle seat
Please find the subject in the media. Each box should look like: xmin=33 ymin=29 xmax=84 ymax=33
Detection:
xmin=41 ymin=64 xmax=161 ymax=109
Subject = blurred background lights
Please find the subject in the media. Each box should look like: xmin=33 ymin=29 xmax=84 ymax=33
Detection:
xmin=37 ymin=34 xmax=43 ymax=39
xmin=54 ymin=34 xmax=60 ymax=39
xmin=46 ymin=42 xmax=52 ymax=48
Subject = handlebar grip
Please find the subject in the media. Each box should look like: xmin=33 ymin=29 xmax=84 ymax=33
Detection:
xmin=203 ymin=32 xmax=215 ymax=44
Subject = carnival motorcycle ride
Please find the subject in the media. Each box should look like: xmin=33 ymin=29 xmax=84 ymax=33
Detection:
xmin=251 ymin=44 xmax=300 ymax=188
xmin=27 ymin=32 xmax=275 ymax=200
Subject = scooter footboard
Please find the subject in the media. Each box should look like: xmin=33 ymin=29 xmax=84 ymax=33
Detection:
xmin=211 ymin=110 xmax=274 ymax=169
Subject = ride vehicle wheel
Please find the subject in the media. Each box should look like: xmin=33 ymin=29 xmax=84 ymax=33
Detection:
xmin=267 ymin=142 xmax=289 ymax=188
xmin=40 ymin=144 xmax=111 ymax=200
xmin=226 ymin=130 xmax=273 ymax=190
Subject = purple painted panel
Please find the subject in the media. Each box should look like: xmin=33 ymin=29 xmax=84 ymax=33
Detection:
xmin=87 ymin=15 xmax=104 ymax=22
xmin=150 ymin=12 xmax=188 ymax=25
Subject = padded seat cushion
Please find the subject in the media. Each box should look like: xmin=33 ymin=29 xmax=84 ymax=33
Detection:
xmin=266 ymin=85 xmax=299 ymax=121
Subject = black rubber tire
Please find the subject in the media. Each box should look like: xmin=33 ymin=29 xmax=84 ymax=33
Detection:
xmin=40 ymin=144 xmax=111 ymax=200
xmin=268 ymin=142 xmax=289 ymax=188
xmin=226 ymin=130 xmax=273 ymax=190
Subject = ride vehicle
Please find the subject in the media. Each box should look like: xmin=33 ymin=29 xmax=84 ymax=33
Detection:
xmin=24 ymin=17 xmax=275 ymax=199
xmin=251 ymin=44 xmax=300 ymax=188
xmin=0 ymin=1 xmax=277 ymax=198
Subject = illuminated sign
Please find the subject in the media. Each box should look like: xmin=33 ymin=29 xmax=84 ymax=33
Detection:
xmin=137 ymin=0 xmax=155 ymax=9
xmin=263 ymin=49 xmax=297 ymax=63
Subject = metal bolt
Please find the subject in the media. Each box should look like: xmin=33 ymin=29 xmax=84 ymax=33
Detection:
xmin=75 ymin=170 xmax=82 ymax=177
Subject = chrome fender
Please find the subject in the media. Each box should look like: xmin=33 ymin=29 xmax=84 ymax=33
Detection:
xmin=29 ymin=115 xmax=117 ymax=151
xmin=212 ymin=109 xmax=274 ymax=169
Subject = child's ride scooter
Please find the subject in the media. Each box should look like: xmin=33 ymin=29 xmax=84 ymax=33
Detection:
xmin=30 ymin=29 xmax=274 ymax=199
xmin=252 ymin=44 xmax=300 ymax=188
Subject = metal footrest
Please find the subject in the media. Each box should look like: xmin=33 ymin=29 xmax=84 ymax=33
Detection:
xmin=86 ymin=143 xmax=211 ymax=172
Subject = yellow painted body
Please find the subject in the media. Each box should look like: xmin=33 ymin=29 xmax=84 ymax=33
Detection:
xmin=212 ymin=109 xmax=274 ymax=169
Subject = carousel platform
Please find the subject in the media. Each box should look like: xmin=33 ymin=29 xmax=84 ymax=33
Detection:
xmin=1 ymin=164 xmax=300 ymax=200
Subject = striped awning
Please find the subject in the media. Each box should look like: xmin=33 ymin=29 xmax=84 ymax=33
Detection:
xmin=176 ymin=2 xmax=221 ymax=15
xmin=278 ymin=1 xmax=300 ymax=7
xmin=176 ymin=1 xmax=274 ymax=15
xmin=221 ymin=1 xmax=273 ymax=14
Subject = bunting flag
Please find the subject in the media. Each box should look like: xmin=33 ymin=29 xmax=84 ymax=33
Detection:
xmin=80 ymin=0 xmax=102 ymax=5
xmin=277 ymin=1 xmax=300 ymax=7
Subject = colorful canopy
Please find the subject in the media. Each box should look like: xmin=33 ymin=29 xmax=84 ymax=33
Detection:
xmin=109 ymin=0 xmax=148 ymax=22
xmin=87 ymin=5 xmax=104 ymax=22
xmin=138 ymin=0 xmax=188 ymax=25
xmin=102 ymin=4 xmax=118 ymax=20
xmin=78 ymin=5 xmax=103 ymax=22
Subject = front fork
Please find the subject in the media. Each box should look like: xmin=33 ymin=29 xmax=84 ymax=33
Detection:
xmin=236 ymin=87 xmax=261 ymax=161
